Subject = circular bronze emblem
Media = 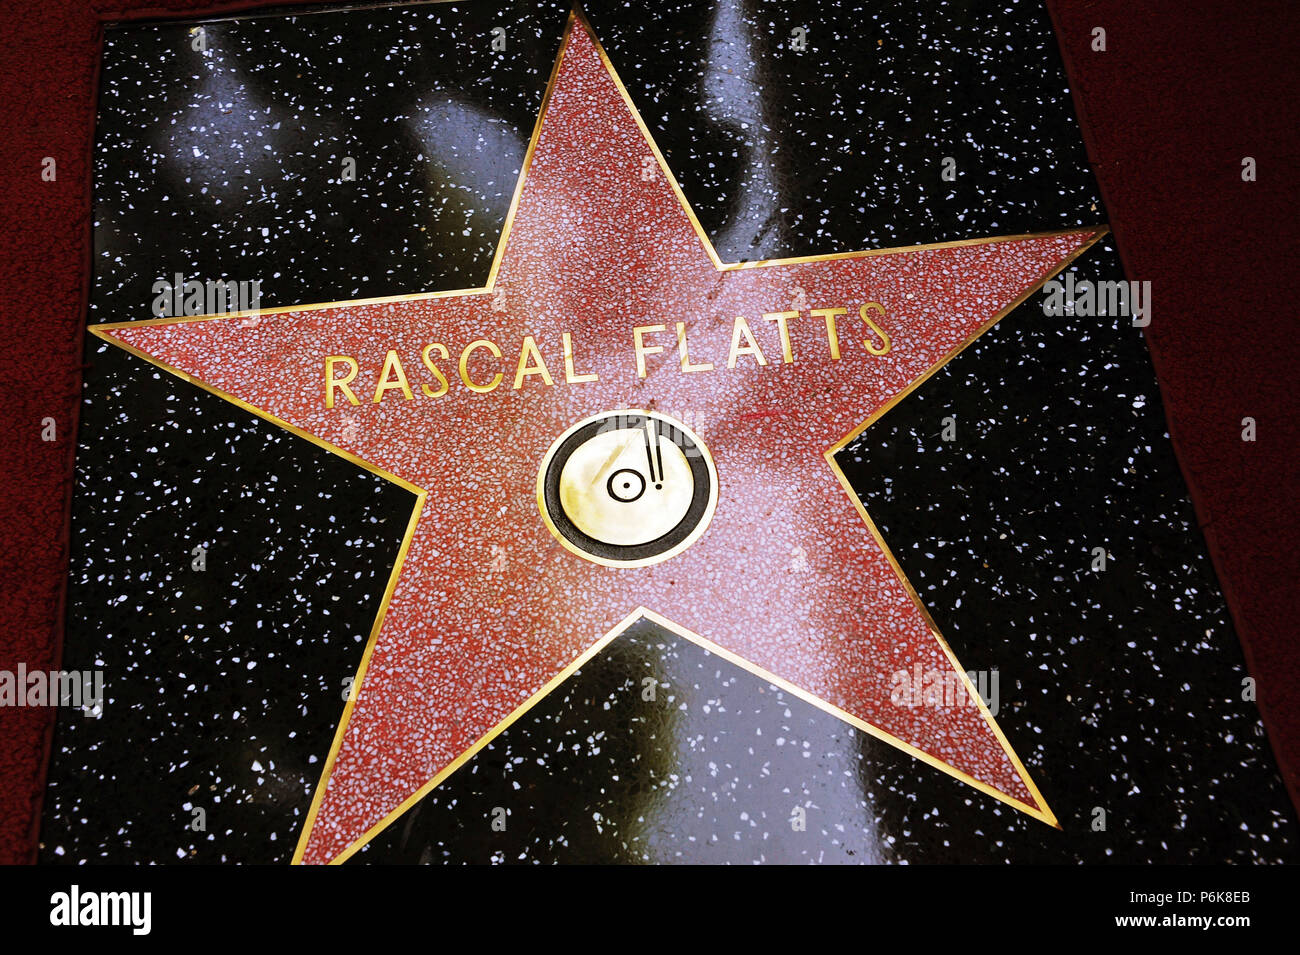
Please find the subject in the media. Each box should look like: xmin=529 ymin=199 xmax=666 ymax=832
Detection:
xmin=537 ymin=411 xmax=718 ymax=567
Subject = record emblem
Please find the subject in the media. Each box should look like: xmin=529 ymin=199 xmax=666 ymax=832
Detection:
xmin=537 ymin=411 xmax=718 ymax=567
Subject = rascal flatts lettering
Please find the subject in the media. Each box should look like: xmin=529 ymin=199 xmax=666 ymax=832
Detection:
xmin=323 ymin=302 xmax=891 ymax=407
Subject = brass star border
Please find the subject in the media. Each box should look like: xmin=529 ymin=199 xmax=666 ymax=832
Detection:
xmin=90 ymin=8 xmax=1106 ymax=862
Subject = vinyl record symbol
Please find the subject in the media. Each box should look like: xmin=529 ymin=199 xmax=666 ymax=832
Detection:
xmin=537 ymin=411 xmax=718 ymax=567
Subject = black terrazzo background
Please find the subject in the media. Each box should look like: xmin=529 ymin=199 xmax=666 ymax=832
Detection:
xmin=42 ymin=0 xmax=1297 ymax=864
xmin=41 ymin=354 xmax=415 ymax=863
xmin=87 ymin=0 xmax=573 ymax=319
xmin=352 ymin=617 xmax=902 ymax=864
xmin=836 ymin=233 xmax=1296 ymax=862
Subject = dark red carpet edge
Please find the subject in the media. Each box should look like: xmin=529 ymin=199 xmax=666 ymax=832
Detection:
xmin=0 ymin=0 xmax=329 ymax=867
xmin=0 ymin=0 xmax=1294 ymax=864
xmin=1045 ymin=1 xmax=1299 ymax=813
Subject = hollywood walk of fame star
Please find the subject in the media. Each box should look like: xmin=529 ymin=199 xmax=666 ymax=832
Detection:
xmin=93 ymin=10 xmax=1105 ymax=863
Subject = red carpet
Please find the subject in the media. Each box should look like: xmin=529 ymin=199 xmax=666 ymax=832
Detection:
xmin=0 ymin=0 xmax=324 ymax=867
xmin=1047 ymin=0 xmax=1299 ymax=811
xmin=0 ymin=0 xmax=1294 ymax=863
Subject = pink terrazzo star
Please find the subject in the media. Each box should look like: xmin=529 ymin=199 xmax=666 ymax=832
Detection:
xmin=96 ymin=11 xmax=1103 ymax=863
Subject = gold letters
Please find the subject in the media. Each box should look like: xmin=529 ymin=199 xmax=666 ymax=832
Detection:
xmin=421 ymin=343 xmax=450 ymax=398
xmin=325 ymin=356 xmax=359 ymax=408
xmin=633 ymin=324 xmax=665 ymax=378
xmin=373 ymin=349 xmax=413 ymax=403
xmin=727 ymin=316 xmax=767 ymax=368
xmin=860 ymin=302 xmax=891 ymax=355
xmin=319 ymin=303 xmax=890 ymax=408
xmin=811 ymin=307 xmax=847 ymax=360
xmin=563 ymin=332 xmax=599 ymax=384
xmin=459 ymin=339 xmax=504 ymax=393
xmin=762 ymin=311 xmax=797 ymax=364
xmin=513 ymin=335 xmax=555 ymax=389
xmin=676 ymin=322 xmax=713 ymax=373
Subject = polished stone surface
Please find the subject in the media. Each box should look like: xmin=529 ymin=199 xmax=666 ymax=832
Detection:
xmin=99 ymin=14 xmax=1101 ymax=860
xmin=41 ymin=0 xmax=1297 ymax=864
